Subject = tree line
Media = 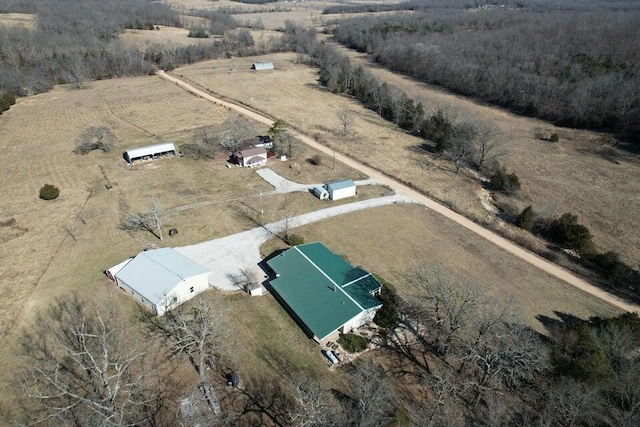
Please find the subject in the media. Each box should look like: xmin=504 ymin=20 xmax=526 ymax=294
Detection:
xmin=330 ymin=4 xmax=640 ymax=142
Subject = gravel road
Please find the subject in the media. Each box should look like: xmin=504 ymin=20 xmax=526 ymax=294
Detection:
xmin=158 ymin=71 xmax=639 ymax=313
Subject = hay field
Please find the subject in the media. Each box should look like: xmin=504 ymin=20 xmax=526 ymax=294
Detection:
xmin=262 ymin=204 xmax=621 ymax=333
xmin=121 ymin=25 xmax=221 ymax=48
xmin=332 ymin=44 xmax=640 ymax=269
xmin=174 ymin=53 xmax=491 ymax=220
xmin=0 ymin=13 xmax=35 ymax=29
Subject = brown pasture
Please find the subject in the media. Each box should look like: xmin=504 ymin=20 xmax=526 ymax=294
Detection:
xmin=121 ymin=25 xmax=221 ymax=48
xmin=174 ymin=50 xmax=640 ymax=269
xmin=0 ymin=13 xmax=35 ymax=29
xmin=261 ymin=204 xmax=621 ymax=333
xmin=0 ymin=71 xmax=385 ymax=411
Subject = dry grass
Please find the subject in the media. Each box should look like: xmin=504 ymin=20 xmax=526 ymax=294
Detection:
xmin=331 ymin=44 xmax=640 ymax=269
xmin=174 ymin=52 xmax=492 ymax=222
xmin=175 ymin=49 xmax=640 ymax=270
xmin=0 ymin=13 xmax=35 ymax=29
xmin=262 ymin=204 xmax=621 ymax=334
xmin=0 ymin=71 xmax=382 ymax=412
xmin=0 ymin=75 xmax=262 ymax=406
xmin=267 ymin=142 xmax=367 ymax=183
xmin=120 ymin=25 xmax=221 ymax=48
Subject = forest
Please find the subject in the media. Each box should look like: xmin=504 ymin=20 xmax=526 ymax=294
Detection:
xmin=0 ymin=0 xmax=273 ymax=100
xmin=330 ymin=1 xmax=640 ymax=142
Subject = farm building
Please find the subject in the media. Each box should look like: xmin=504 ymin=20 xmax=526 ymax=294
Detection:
xmin=123 ymin=142 xmax=176 ymax=164
xmin=234 ymin=145 xmax=268 ymax=168
xmin=266 ymin=242 xmax=383 ymax=343
xmin=252 ymin=62 xmax=274 ymax=71
xmin=106 ymin=248 xmax=210 ymax=316
xmin=325 ymin=179 xmax=356 ymax=201
xmin=311 ymin=185 xmax=329 ymax=200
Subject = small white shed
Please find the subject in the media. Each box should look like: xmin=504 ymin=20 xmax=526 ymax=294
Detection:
xmin=124 ymin=142 xmax=176 ymax=164
xmin=325 ymin=179 xmax=356 ymax=201
xmin=311 ymin=185 xmax=329 ymax=200
xmin=252 ymin=62 xmax=274 ymax=71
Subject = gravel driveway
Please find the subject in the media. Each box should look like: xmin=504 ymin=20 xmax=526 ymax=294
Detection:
xmin=174 ymin=194 xmax=412 ymax=291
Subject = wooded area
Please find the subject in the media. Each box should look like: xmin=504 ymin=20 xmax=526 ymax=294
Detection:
xmin=330 ymin=1 xmax=640 ymax=142
xmin=0 ymin=0 xmax=275 ymax=98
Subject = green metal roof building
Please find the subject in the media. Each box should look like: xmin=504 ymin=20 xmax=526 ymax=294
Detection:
xmin=266 ymin=242 xmax=383 ymax=342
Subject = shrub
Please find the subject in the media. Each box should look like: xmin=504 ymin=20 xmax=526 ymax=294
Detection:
xmin=2 ymin=92 xmax=16 ymax=105
xmin=285 ymin=234 xmax=305 ymax=246
xmin=549 ymin=133 xmax=560 ymax=142
xmin=338 ymin=333 xmax=367 ymax=353
xmin=586 ymin=251 xmax=631 ymax=285
xmin=490 ymin=167 xmax=521 ymax=194
xmin=39 ymin=184 xmax=60 ymax=200
xmin=309 ymin=153 xmax=322 ymax=166
xmin=188 ymin=29 xmax=208 ymax=38
xmin=373 ymin=277 xmax=400 ymax=329
xmin=515 ymin=205 xmax=536 ymax=231
xmin=0 ymin=98 xmax=9 ymax=114
xmin=543 ymin=213 xmax=594 ymax=253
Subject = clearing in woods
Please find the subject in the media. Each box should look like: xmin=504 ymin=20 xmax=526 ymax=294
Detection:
xmin=0 ymin=13 xmax=35 ymax=29
xmin=0 ymin=73 xmax=365 ymax=408
xmin=173 ymin=50 xmax=640 ymax=269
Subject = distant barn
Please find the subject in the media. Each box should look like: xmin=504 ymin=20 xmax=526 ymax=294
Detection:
xmin=123 ymin=142 xmax=176 ymax=164
xmin=252 ymin=62 xmax=274 ymax=71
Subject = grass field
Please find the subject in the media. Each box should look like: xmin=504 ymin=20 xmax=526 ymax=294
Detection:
xmin=0 ymin=70 xmax=387 ymax=414
xmin=0 ymin=13 xmax=35 ymax=29
xmin=174 ymin=50 xmax=640 ymax=270
xmin=121 ymin=25 xmax=222 ymax=48
xmin=261 ymin=204 xmax=621 ymax=333
xmin=174 ymin=53 xmax=498 ymax=224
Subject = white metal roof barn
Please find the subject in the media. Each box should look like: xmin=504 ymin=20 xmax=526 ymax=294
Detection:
xmin=107 ymin=248 xmax=210 ymax=316
xmin=252 ymin=62 xmax=274 ymax=71
xmin=123 ymin=142 xmax=176 ymax=164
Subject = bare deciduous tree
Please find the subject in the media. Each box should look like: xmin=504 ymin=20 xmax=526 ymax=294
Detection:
xmin=73 ymin=126 xmax=116 ymax=155
xmin=145 ymin=296 xmax=226 ymax=416
xmin=347 ymin=360 xmax=396 ymax=427
xmin=474 ymin=123 xmax=504 ymax=168
xmin=19 ymin=295 xmax=163 ymax=426
xmin=287 ymin=372 xmax=343 ymax=427
xmin=404 ymin=266 xmax=482 ymax=358
xmin=445 ymin=135 xmax=477 ymax=174
xmin=120 ymin=197 xmax=169 ymax=240
xmin=219 ymin=116 xmax=254 ymax=153
xmin=336 ymin=109 xmax=356 ymax=137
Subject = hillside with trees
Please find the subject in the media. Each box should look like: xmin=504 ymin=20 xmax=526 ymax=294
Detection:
xmin=0 ymin=0 xmax=274 ymax=100
xmin=330 ymin=0 xmax=640 ymax=143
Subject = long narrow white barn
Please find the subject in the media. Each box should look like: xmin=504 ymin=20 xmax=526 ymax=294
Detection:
xmin=107 ymin=248 xmax=210 ymax=316
xmin=124 ymin=142 xmax=176 ymax=164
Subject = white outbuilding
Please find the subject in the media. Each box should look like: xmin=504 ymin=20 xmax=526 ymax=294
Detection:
xmin=106 ymin=248 xmax=211 ymax=316
xmin=311 ymin=185 xmax=329 ymax=200
xmin=252 ymin=62 xmax=274 ymax=71
xmin=325 ymin=179 xmax=356 ymax=201
xmin=123 ymin=142 xmax=176 ymax=164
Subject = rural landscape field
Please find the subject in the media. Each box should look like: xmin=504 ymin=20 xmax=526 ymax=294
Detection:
xmin=0 ymin=0 xmax=639 ymax=425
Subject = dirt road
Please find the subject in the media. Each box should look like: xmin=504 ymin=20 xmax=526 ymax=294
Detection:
xmin=157 ymin=70 xmax=639 ymax=314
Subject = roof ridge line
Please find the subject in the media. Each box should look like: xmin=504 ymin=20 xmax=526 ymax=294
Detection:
xmin=293 ymin=246 xmax=365 ymax=311
xmin=142 ymin=250 xmax=185 ymax=283
xmin=342 ymin=272 xmax=372 ymax=288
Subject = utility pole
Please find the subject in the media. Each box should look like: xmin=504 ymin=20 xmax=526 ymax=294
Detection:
xmin=259 ymin=191 xmax=263 ymax=215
